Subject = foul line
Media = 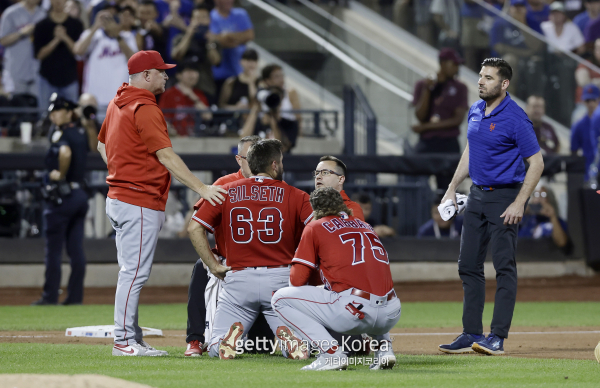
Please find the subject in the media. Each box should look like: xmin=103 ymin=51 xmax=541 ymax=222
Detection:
xmin=0 ymin=335 xmax=52 ymax=338
xmin=391 ymin=331 xmax=600 ymax=336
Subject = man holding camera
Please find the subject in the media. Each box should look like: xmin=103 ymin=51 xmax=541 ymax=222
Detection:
xmin=33 ymin=95 xmax=90 ymax=306
xmin=239 ymin=65 xmax=300 ymax=153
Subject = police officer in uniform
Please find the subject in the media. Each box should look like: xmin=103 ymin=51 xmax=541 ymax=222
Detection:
xmin=32 ymin=95 xmax=90 ymax=305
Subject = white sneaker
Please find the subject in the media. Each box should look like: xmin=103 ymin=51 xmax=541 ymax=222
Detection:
xmin=301 ymin=349 xmax=348 ymax=371
xmin=112 ymin=341 xmax=167 ymax=357
xmin=138 ymin=340 xmax=168 ymax=356
xmin=369 ymin=342 xmax=396 ymax=370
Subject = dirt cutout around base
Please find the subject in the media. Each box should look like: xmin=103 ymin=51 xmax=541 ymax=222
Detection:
xmin=0 ymin=374 xmax=155 ymax=388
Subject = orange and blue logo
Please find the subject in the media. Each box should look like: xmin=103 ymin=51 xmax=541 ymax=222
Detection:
xmin=490 ymin=123 xmax=496 ymax=131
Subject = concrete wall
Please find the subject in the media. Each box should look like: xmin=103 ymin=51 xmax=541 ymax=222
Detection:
xmin=0 ymin=261 xmax=593 ymax=287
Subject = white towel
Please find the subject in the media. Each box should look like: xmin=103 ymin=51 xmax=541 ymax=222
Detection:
xmin=437 ymin=194 xmax=468 ymax=221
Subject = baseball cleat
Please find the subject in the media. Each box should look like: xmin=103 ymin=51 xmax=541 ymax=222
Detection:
xmin=472 ymin=333 xmax=505 ymax=356
xmin=276 ymin=326 xmax=309 ymax=360
xmin=138 ymin=340 xmax=169 ymax=356
xmin=112 ymin=341 xmax=167 ymax=356
xmin=595 ymin=341 xmax=600 ymax=363
xmin=369 ymin=341 xmax=396 ymax=370
xmin=219 ymin=322 xmax=244 ymax=360
xmin=301 ymin=348 xmax=348 ymax=371
xmin=356 ymin=334 xmax=373 ymax=356
xmin=439 ymin=332 xmax=482 ymax=354
xmin=184 ymin=340 xmax=203 ymax=357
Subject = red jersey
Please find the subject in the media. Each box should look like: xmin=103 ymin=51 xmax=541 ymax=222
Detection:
xmin=293 ymin=213 xmax=394 ymax=296
xmin=193 ymin=176 xmax=313 ymax=268
xmin=191 ymin=170 xmax=245 ymax=257
xmin=340 ymin=190 xmax=364 ymax=221
xmin=158 ymin=85 xmax=209 ymax=136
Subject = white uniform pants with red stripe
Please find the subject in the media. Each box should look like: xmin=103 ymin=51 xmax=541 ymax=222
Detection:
xmin=272 ymin=286 xmax=401 ymax=353
xmin=106 ymin=198 xmax=165 ymax=345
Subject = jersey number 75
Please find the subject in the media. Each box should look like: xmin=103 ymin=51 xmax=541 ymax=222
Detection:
xmin=339 ymin=232 xmax=389 ymax=265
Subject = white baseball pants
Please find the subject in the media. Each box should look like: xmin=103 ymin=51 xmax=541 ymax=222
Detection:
xmin=272 ymin=286 xmax=401 ymax=353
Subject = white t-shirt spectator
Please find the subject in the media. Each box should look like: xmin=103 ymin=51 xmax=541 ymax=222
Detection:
xmin=541 ymin=20 xmax=585 ymax=53
xmin=430 ymin=0 xmax=461 ymax=39
xmin=80 ymin=29 xmax=138 ymax=106
xmin=0 ymin=3 xmax=45 ymax=93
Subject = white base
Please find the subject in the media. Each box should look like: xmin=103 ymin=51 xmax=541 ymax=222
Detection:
xmin=65 ymin=325 xmax=163 ymax=338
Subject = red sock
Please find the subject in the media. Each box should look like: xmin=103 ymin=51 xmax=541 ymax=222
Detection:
xmin=326 ymin=345 xmax=339 ymax=354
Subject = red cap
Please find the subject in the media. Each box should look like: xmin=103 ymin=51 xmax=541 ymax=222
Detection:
xmin=128 ymin=50 xmax=176 ymax=75
xmin=438 ymin=48 xmax=464 ymax=64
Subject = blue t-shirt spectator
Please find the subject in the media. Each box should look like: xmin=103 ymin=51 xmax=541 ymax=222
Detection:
xmin=526 ymin=3 xmax=550 ymax=34
xmin=571 ymin=114 xmax=598 ymax=181
xmin=573 ymin=10 xmax=591 ymax=33
xmin=417 ymin=216 xmax=463 ymax=238
xmin=461 ymin=1 xmax=502 ymax=18
xmin=210 ymin=7 xmax=253 ymax=81
xmin=519 ymin=214 xmax=568 ymax=238
xmin=489 ymin=17 xmax=528 ymax=57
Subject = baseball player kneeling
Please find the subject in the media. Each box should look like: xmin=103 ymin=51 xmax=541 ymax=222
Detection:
xmin=188 ymin=139 xmax=314 ymax=360
xmin=272 ymin=187 xmax=401 ymax=371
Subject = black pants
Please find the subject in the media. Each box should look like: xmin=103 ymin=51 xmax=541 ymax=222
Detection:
xmin=459 ymin=185 xmax=521 ymax=339
xmin=42 ymin=188 xmax=88 ymax=304
xmin=186 ymin=259 xmax=273 ymax=352
xmin=415 ymin=137 xmax=461 ymax=192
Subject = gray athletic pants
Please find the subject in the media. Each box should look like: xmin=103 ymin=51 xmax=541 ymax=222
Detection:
xmin=207 ymin=267 xmax=290 ymax=358
xmin=459 ymin=185 xmax=521 ymax=339
xmin=106 ymin=198 xmax=165 ymax=345
xmin=272 ymin=286 xmax=401 ymax=353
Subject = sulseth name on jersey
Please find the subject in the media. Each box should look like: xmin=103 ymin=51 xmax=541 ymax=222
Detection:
xmin=229 ymin=185 xmax=285 ymax=204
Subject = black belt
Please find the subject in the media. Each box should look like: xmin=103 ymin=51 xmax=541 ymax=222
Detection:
xmin=475 ymin=183 xmax=521 ymax=191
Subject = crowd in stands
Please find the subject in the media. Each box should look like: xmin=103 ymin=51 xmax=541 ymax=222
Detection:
xmin=0 ymin=0 xmax=586 ymax=246
xmin=0 ymin=0 xmax=302 ymax=148
xmin=389 ymin=0 xmax=600 ymax=127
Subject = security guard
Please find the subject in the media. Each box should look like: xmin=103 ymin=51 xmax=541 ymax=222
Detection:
xmin=32 ymin=94 xmax=90 ymax=305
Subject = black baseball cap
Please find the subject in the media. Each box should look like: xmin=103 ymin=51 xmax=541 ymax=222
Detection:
xmin=48 ymin=93 xmax=77 ymax=112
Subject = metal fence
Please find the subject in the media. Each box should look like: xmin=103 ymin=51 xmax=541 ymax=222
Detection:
xmin=295 ymin=182 xmax=433 ymax=236
xmin=0 ymin=106 xmax=339 ymax=139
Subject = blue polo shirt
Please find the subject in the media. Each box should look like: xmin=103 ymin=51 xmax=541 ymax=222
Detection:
xmin=571 ymin=114 xmax=597 ymax=181
xmin=467 ymin=93 xmax=540 ymax=186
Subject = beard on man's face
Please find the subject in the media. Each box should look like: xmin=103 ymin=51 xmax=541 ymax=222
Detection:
xmin=479 ymin=82 xmax=503 ymax=101
xmin=274 ymin=165 xmax=284 ymax=181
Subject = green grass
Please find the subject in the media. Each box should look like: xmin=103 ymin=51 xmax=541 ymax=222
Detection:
xmin=1 ymin=302 xmax=599 ymax=331
xmin=1 ymin=343 xmax=599 ymax=387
